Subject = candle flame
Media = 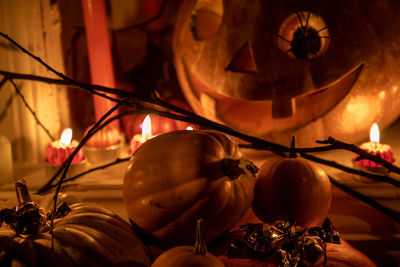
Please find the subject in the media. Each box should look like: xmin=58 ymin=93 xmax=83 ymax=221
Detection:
xmin=141 ymin=115 xmax=152 ymax=138
xmin=370 ymin=123 xmax=380 ymax=143
xmin=60 ymin=128 xmax=72 ymax=147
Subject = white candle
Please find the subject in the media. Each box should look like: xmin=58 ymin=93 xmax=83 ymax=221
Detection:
xmin=0 ymin=135 xmax=12 ymax=186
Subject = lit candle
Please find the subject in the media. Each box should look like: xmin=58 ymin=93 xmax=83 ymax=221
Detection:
xmin=45 ymin=128 xmax=85 ymax=165
xmin=129 ymin=115 xmax=152 ymax=154
xmin=0 ymin=135 xmax=13 ymax=186
xmin=352 ymin=123 xmax=395 ymax=182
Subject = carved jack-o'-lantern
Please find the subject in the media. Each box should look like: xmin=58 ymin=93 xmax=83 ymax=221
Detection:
xmin=173 ymin=0 xmax=400 ymax=146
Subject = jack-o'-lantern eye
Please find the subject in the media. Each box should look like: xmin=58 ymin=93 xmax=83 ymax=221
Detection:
xmin=277 ymin=12 xmax=330 ymax=59
xmin=191 ymin=0 xmax=223 ymax=40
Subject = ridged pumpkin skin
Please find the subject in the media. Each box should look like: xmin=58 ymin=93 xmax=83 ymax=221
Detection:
xmin=252 ymin=156 xmax=331 ymax=227
xmin=123 ymin=130 xmax=256 ymax=247
xmin=0 ymin=202 xmax=152 ymax=267
xmin=151 ymin=218 xmax=224 ymax=267
xmin=151 ymin=246 xmax=224 ymax=267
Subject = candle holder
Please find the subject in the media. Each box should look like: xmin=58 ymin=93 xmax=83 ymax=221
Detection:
xmin=83 ymin=124 xmax=123 ymax=166
xmin=351 ymin=123 xmax=395 ymax=183
xmin=83 ymin=143 xmax=122 ymax=166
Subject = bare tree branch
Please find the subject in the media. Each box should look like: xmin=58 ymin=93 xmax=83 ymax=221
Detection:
xmin=10 ymin=79 xmax=55 ymax=141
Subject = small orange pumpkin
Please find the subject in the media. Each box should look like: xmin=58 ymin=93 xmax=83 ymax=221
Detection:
xmin=252 ymin=154 xmax=331 ymax=227
xmin=151 ymin=219 xmax=224 ymax=267
xmin=123 ymin=130 xmax=257 ymax=248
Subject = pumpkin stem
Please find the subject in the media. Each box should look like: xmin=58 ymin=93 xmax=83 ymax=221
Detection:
xmin=15 ymin=179 xmax=32 ymax=204
xmin=193 ymin=218 xmax=207 ymax=254
xmin=289 ymin=136 xmax=297 ymax=158
xmin=223 ymin=158 xmax=258 ymax=180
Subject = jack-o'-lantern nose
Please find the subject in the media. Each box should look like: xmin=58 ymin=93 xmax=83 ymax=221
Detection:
xmin=277 ymin=12 xmax=330 ymax=59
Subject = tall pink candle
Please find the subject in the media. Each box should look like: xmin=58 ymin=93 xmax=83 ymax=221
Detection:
xmin=81 ymin=0 xmax=119 ymax=130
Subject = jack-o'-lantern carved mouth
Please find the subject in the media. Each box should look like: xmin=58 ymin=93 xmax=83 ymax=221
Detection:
xmin=182 ymin=61 xmax=363 ymax=135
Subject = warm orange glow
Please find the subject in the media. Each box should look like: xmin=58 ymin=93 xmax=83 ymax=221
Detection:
xmin=142 ymin=115 xmax=152 ymax=139
xmin=186 ymin=125 xmax=194 ymax=130
xmin=370 ymin=123 xmax=380 ymax=143
xmin=59 ymin=128 xmax=72 ymax=147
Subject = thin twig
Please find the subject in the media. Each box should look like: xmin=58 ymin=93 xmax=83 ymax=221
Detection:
xmin=0 ymin=33 xmax=73 ymax=82
xmin=238 ymin=144 xmax=288 ymax=157
xmin=0 ymin=33 xmax=120 ymax=103
xmin=0 ymin=76 xmax=8 ymax=89
xmin=318 ymin=137 xmax=400 ymax=174
xmin=328 ymin=174 xmax=400 ymax=224
xmin=49 ymin=100 xmax=125 ymax=249
xmin=301 ymin=153 xmax=400 ymax=188
xmin=10 ymin=79 xmax=55 ymax=141
xmin=0 ymin=91 xmax=14 ymax=123
xmin=41 ymin=101 xmax=125 ymax=195
xmin=0 ymin=70 xmax=150 ymax=104
xmin=36 ymin=107 xmax=190 ymax=193
xmin=239 ymin=143 xmax=336 ymax=153
xmin=0 ymin=69 xmax=292 ymax=153
xmin=43 ymin=157 xmax=130 ymax=192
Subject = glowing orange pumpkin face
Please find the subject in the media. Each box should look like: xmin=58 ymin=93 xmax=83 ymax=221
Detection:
xmin=173 ymin=0 xmax=400 ymax=146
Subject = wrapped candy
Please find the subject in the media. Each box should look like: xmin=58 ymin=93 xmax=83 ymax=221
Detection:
xmin=227 ymin=218 xmax=340 ymax=267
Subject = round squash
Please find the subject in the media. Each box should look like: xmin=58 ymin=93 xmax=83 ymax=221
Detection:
xmin=252 ymin=155 xmax=331 ymax=227
xmin=123 ymin=130 xmax=257 ymax=248
xmin=151 ymin=219 xmax=224 ymax=267
xmin=0 ymin=180 xmax=152 ymax=267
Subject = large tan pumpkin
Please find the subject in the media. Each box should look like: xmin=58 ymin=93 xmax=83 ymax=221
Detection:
xmin=123 ymin=130 xmax=257 ymax=248
xmin=173 ymin=0 xmax=400 ymax=146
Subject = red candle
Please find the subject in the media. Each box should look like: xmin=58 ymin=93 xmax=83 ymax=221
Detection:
xmin=129 ymin=115 xmax=153 ymax=154
xmin=81 ymin=0 xmax=119 ymax=130
xmin=354 ymin=123 xmax=395 ymax=167
xmin=85 ymin=125 xmax=121 ymax=149
xmin=353 ymin=123 xmax=395 ymax=182
xmin=45 ymin=129 xmax=85 ymax=165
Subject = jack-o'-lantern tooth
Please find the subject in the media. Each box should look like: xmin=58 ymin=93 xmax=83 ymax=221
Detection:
xmin=226 ymin=42 xmax=257 ymax=74
xmin=272 ymin=97 xmax=295 ymax=118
